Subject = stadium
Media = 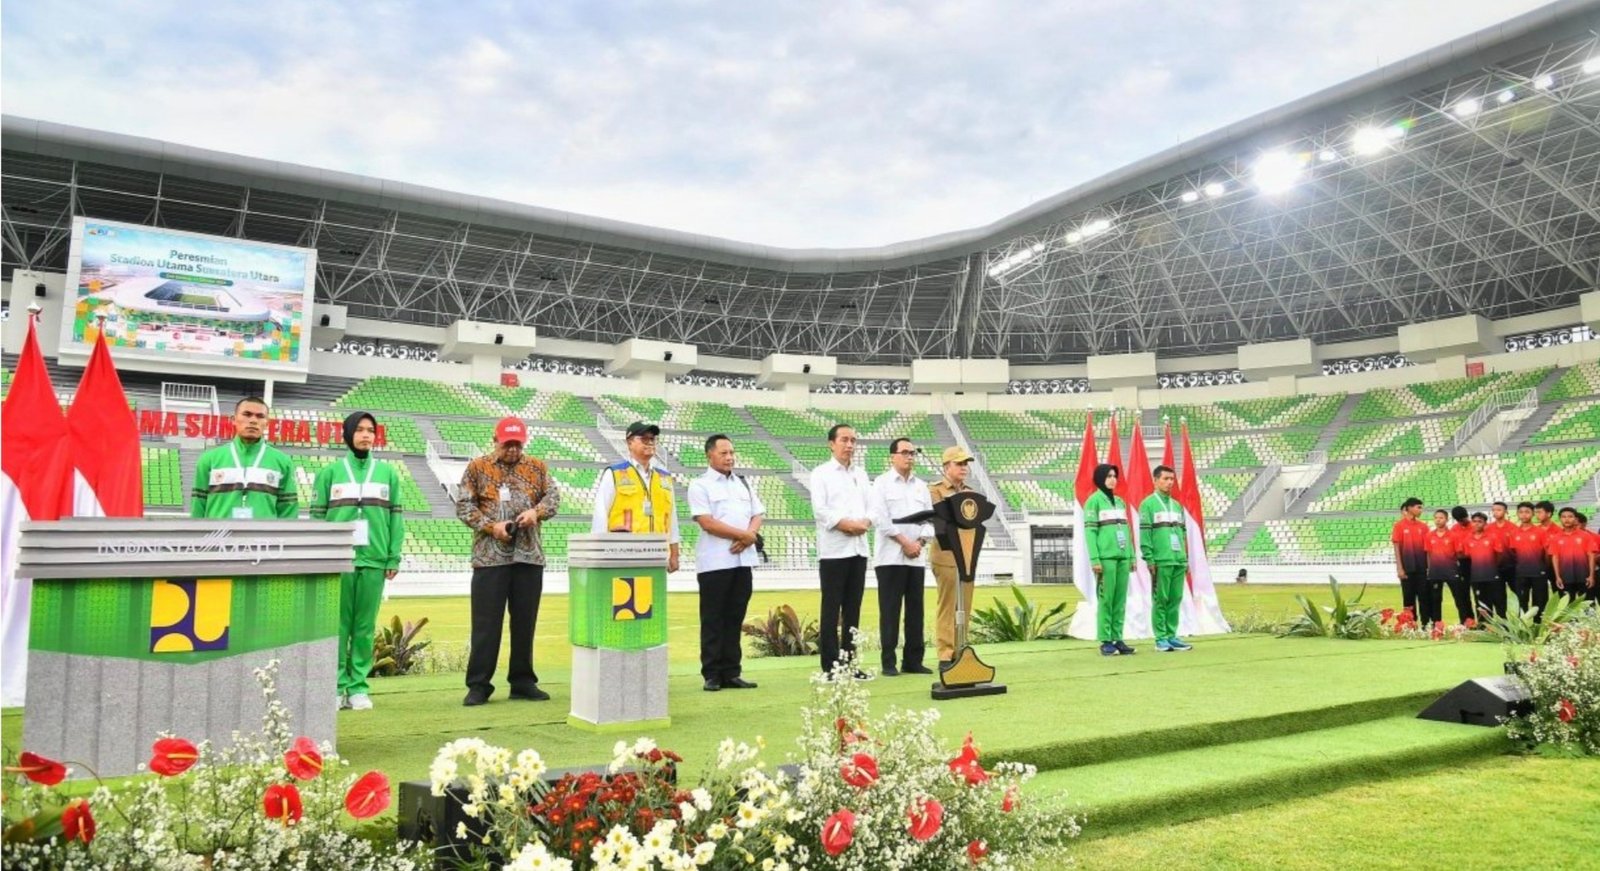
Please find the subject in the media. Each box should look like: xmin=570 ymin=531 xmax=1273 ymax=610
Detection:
xmin=3 ymin=2 xmax=1599 ymax=868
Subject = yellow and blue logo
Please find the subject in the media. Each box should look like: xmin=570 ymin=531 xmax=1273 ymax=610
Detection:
xmin=150 ymin=578 xmax=232 ymax=653
xmin=611 ymin=576 xmax=653 ymax=621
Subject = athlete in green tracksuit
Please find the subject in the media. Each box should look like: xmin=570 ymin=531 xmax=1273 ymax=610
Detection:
xmin=1084 ymin=463 xmax=1135 ymax=656
xmin=310 ymin=412 xmax=406 ymax=710
xmin=1139 ymin=464 xmax=1193 ymax=652
xmin=190 ymin=396 xmax=300 ymax=520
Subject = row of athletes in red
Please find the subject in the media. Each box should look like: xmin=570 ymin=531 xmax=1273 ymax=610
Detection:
xmin=1390 ymin=499 xmax=1598 ymax=626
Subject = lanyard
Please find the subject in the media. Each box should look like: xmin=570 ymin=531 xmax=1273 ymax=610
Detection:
xmin=1156 ymin=492 xmax=1178 ymax=516
xmin=229 ymin=440 xmax=266 ymax=477
xmin=343 ymin=457 xmax=376 ymax=507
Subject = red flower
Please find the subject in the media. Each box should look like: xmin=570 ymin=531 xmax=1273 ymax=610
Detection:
xmin=7 ymin=751 xmax=67 ymax=786
xmin=1380 ymin=608 xmax=1395 ymax=624
xmin=263 ymin=783 xmax=304 ymax=825
xmin=149 ymin=738 xmax=200 ymax=777
xmin=1529 ymin=650 xmax=1539 ymax=663
xmin=907 ymin=797 xmax=943 ymax=842
xmin=61 ymin=799 xmax=95 ymax=843
xmin=1002 ymin=786 xmax=1019 ymax=813
xmin=821 ymin=808 xmax=855 ymax=857
xmin=1464 ymin=617 xmax=1477 ymax=629
xmin=1557 ymin=699 xmax=1577 ymax=723
xmin=344 ymin=771 xmax=391 ymax=819
xmin=967 ymin=839 xmax=989 ymax=864
xmin=840 ymin=753 xmax=879 ymax=789
xmin=284 ymin=736 xmax=323 ymax=781
xmin=949 ymin=733 xmax=990 ymax=786
xmin=1430 ymin=622 xmax=1444 ymax=640
xmin=1567 ymin=655 xmax=1581 ymax=669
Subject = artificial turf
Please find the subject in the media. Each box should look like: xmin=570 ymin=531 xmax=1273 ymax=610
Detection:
xmin=1050 ymin=755 xmax=1600 ymax=870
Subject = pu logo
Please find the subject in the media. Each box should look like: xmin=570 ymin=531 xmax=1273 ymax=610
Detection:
xmin=150 ymin=578 xmax=233 ymax=653
xmin=611 ymin=576 xmax=653 ymax=621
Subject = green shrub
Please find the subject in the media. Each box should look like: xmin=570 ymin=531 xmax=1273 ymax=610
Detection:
xmin=1503 ymin=603 xmax=1599 ymax=755
xmin=742 ymin=605 xmax=819 ymax=657
xmin=970 ymin=585 xmax=1070 ymax=643
xmin=370 ymin=615 xmax=431 ymax=677
xmin=1484 ymin=594 xmax=1587 ymax=646
xmin=1277 ymin=576 xmax=1385 ymax=639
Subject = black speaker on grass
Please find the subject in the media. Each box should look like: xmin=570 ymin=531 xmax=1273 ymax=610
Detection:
xmin=1418 ymin=676 xmax=1532 ymax=726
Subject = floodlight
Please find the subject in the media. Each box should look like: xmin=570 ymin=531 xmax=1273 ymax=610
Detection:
xmin=1251 ymin=150 xmax=1305 ymax=194
xmin=1452 ymin=97 xmax=1481 ymax=117
xmin=1065 ymin=231 xmax=1083 ymax=244
xmin=1085 ymin=218 xmax=1112 ymax=235
xmin=1533 ymin=73 xmax=1556 ymax=90
xmin=1497 ymin=89 xmax=1515 ymax=104
xmin=1180 ymin=190 xmax=1200 ymax=203
xmin=1318 ymin=149 xmax=1338 ymax=162
xmin=1203 ymin=182 xmax=1226 ymax=198
xmin=1350 ymin=127 xmax=1390 ymax=156
xmin=1584 ymin=57 xmax=1600 ymax=74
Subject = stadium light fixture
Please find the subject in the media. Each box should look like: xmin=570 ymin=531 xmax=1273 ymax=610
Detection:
xmin=1350 ymin=126 xmax=1393 ymax=156
xmin=1180 ymin=190 xmax=1200 ymax=203
xmin=1203 ymin=182 xmax=1226 ymax=198
xmin=1317 ymin=149 xmax=1338 ymax=163
xmin=1533 ymin=73 xmax=1556 ymax=90
xmin=1584 ymin=57 xmax=1600 ymax=74
xmin=1065 ymin=231 xmax=1083 ymax=244
xmin=1251 ymin=150 xmax=1306 ymax=194
xmin=1452 ymin=97 xmax=1481 ymax=117
xmin=1497 ymin=89 xmax=1515 ymax=104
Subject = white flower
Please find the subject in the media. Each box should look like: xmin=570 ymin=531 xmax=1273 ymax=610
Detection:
xmin=692 ymin=841 xmax=717 ymax=866
xmin=632 ymin=736 xmax=657 ymax=756
xmin=507 ymin=841 xmax=576 ymax=871
xmin=706 ymin=822 xmax=729 ymax=840
xmin=678 ymin=801 xmax=698 ymax=823
xmin=691 ymin=787 xmax=713 ymax=811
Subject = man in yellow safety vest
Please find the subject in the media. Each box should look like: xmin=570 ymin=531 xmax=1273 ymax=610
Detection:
xmin=590 ymin=420 xmax=681 ymax=573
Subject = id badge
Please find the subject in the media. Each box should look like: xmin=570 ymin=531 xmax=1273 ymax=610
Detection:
xmin=1170 ymin=532 xmax=1182 ymax=552
xmin=232 ymin=506 xmax=254 ymax=520
xmin=353 ymin=519 xmax=371 ymax=546
xmin=1114 ymin=529 xmax=1128 ymax=550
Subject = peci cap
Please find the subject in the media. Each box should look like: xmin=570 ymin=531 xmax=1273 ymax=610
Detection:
xmin=941 ymin=446 xmax=974 ymax=465
xmin=495 ymin=417 xmax=528 ymax=445
xmin=625 ymin=421 xmax=661 ymax=439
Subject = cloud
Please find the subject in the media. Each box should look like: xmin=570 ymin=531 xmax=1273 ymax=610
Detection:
xmin=0 ymin=0 xmax=1551 ymax=247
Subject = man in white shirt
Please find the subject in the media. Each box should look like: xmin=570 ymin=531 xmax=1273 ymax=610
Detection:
xmin=808 ymin=423 xmax=874 ymax=679
xmin=687 ymin=434 xmax=766 ymax=692
xmin=868 ymin=438 xmax=936 ymax=677
xmin=590 ymin=420 xmax=681 ymax=573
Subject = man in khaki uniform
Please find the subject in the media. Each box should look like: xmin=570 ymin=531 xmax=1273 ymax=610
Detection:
xmin=929 ymin=446 xmax=976 ymax=664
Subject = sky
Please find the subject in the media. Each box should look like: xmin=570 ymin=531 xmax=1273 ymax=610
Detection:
xmin=1 ymin=0 xmax=1551 ymax=248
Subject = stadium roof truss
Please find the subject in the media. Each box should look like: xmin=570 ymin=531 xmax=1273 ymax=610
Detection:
xmin=3 ymin=2 xmax=1599 ymax=366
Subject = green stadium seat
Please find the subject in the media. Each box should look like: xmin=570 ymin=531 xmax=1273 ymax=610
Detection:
xmin=1310 ymin=446 xmax=1600 ymax=512
xmin=1162 ymin=395 xmax=1344 ymax=433
xmin=1527 ymin=399 xmax=1600 ymax=446
xmin=1349 ymin=368 xmax=1551 ymax=421
xmin=1326 ymin=416 xmax=1465 ymax=461
xmin=1542 ymin=361 xmax=1600 ymax=402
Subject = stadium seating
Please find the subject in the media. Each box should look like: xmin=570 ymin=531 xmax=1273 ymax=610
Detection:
xmin=334 ymin=376 xmax=499 ymax=417
xmin=1526 ymin=399 xmax=1600 ymax=446
xmin=1349 ymin=368 xmax=1551 ymax=421
xmin=976 ymin=443 xmax=1073 ymax=475
xmin=433 ymin=420 xmax=602 ymax=463
xmin=1309 ymin=446 xmax=1600 ymax=512
xmin=597 ymin=396 xmax=751 ymax=435
xmin=1163 ymin=394 xmax=1344 ymax=433
xmin=1190 ymin=432 xmax=1318 ymax=468
xmin=1244 ymin=517 xmax=1395 ymax=559
xmin=995 ymin=480 xmax=1077 ymax=513
xmin=464 ymin=383 xmax=537 ymax=413
xmin=522 ymin=390 xmax=593 ymax=426
xmin=1326 ymin=416 xmax=1465 ymax=461
xmin=749 ymin=406 xmax=934 ymax=441
xmin=960 ymin=411 xmax=1066 ymax=442
xmin=1542 ymin=360 xmax=1600 ymax=401
xmin=1199 ymin=472 xmax=1254 ymax=517
xmin=658 ymin=434 xmax=788 ymax=471
xmin=141 ymin=447 xmax=183 ymax=506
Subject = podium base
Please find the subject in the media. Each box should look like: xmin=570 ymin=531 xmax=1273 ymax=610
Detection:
xmin=931 ymin=682 xmax=1008 ymax=700
xmin=567 ymin=715 xmax=673 ymax=733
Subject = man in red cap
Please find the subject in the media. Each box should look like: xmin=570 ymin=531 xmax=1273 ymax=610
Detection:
xmin=455 ymin=417 xmax=561 ymax=706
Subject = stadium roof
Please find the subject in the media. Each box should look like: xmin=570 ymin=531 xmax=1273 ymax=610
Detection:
xmin=4 ymin=0 xmax=1600 ymax=366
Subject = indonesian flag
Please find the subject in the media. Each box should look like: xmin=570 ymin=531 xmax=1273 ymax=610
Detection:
xmin=1121 ymin=421 xmax=1156 ymax=638
xmin=2 ymin=316 xmax=74 ymax=706
xmin=67 ymin=330 xmax=143 ymax=517
xmin=1177 ymin=422 xmax=1231 ymax=635
xmin=1067 ymin=415 xmax=1100 ymax=639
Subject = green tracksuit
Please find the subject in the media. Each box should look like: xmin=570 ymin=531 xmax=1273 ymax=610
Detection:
xmin=310 ymin=452 xmax=406 ymax=696
xmin=190 ymin=438 xmax=300 ymax=520
xmin=1139 ymin=491 xmax=1189 ymax=642
xmin=1084 ymin=489 xmax=1133 ymax=643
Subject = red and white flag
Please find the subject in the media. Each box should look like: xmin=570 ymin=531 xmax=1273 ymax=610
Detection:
xmin=67 ymin=330 xmax=143 ymax=517
xmin=2 ymin=316 xmax=75 ymax=706
xmin=1067 ymin=415 xmax=1101 ymax=639
xmin=1121 ymin=421 xmax=1156 ymax=638
xmin=1177 ymin=422 xmax=1231 ymax=635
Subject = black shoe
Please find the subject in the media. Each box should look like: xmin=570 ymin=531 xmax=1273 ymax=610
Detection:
xmin=1114 ymin=641 xmax=1136 ymax=656
xmin=723 ymin=677 xmax=758 ymax=689
xmin=882 ymin=665 xmax=900 ymax=677
xmin=509 ymin=686 xmax=551 ymax=702
xmin=853 ymin=670 xmax=875 ymax=682
xmin=703 ymin=679 xmax=722 ymax=692
xmin=462 ymin=691 xmax=490 ymax=707
xmin=903 ymin=664 xmax=933 ymax=675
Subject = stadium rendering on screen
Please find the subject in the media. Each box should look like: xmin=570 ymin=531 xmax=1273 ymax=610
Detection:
xmin=60 ymin=217 xmax=317 ymax=374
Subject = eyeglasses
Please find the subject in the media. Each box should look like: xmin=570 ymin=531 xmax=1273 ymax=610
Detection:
xmin=892 ymin=450 xmax=920 ymax=457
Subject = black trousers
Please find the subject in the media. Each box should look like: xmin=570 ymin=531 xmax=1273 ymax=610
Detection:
xmin=1471 ymin=581 xmax=1505 ymax=621
xmin=1446 ymin=576 xmax=1474 ymax=623
xmin=1422 ymin=578 xmax=1449 ymax=625
xmin=875 ymin=564 xmax=926 ymax=670
xmin=465 ymin=563 xmax=543 ymax=696
xmin=1398 ymin=566 xmax=1425 ymax=618
xmin=697 ymin=566 xmax=753 ymax=682
xmin=819 ymin=556 xmax=867 ymax=673
xmin=1514 ymin=573 xmax=1550 ymax=622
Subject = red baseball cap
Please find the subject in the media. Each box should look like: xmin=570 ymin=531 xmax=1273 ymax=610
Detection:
xmin=494 ymin=417 xmax=527 ymax=445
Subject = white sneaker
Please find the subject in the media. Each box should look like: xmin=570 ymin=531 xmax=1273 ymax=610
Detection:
xmin=348 ymin=693 xmax=373 ymax=710
xmin=338 ymin=694 xmax=351 ymax=710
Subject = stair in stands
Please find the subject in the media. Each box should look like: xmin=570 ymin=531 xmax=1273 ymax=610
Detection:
xmin=1496 ymin=366 xmax=1571 ymax=452
xmin=1311 ymin=393 xmax=1362 ymax=455
xmin=176 ymin=448 xmax=201 ymax=515
xmin=398 ymin=454 xmax=461 ymax=518
xmin=1217 ymin=519 xmax=1264 ymax=561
